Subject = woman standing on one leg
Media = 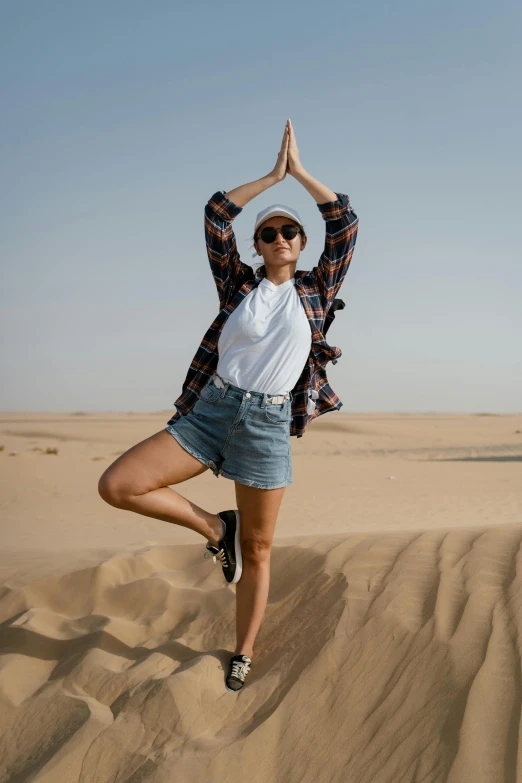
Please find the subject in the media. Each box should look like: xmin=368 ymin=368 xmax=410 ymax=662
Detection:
xmin=98 ymin=119 xmax=359 ymax=691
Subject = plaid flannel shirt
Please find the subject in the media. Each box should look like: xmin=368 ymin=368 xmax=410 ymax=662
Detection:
xmin=167 ymin=190 xmax=359 ymax=438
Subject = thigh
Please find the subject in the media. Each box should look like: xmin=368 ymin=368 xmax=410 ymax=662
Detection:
xmin=98 ymin=429 xmax=209 ymax=498
xmin=235 ymin=482 xmax=286 ymax=553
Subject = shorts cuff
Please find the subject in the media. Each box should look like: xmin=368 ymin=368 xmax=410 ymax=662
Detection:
xmin=217 ymin=468 xmax=292 ymax=489
xmin=164 ymin=426 xmax=220 ymax=477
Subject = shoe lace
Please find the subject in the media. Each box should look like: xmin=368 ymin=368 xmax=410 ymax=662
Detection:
xmin=204 ymin=547 xmax=228 ymax=567
xmin=231 ymin=660 xmax=251 ymax=681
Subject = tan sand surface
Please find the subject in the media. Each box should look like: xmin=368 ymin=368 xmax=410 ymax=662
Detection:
xmin=0 ymin=412 xmax=521 ymax=781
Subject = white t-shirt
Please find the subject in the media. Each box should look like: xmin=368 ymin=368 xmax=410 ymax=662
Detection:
xmin=216 ymin=277 xmax=312 ymax=395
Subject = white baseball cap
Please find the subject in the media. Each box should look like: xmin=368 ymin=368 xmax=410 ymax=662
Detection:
xmin=254 ymin=203 xmax=304 ymax=234
xmin=252 ymin=204 xmax=305 ymax=258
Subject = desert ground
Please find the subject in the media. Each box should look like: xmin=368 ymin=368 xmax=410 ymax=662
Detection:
xmin=0 ymin=411 xmax=521 ymax=782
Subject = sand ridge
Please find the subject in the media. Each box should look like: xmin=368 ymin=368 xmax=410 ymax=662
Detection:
xmin=0 ymin=524 xmax=521 ymax=781
xmin=0 ymin=412 xmax=521 ymax=781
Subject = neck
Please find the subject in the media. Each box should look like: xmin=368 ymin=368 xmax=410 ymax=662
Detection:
xmin=260 ymin=263 xmax=296 ymax=287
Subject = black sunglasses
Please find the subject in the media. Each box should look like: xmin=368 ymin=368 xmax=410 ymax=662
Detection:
xmin=255 ymin=225 xmax=303 ymax=244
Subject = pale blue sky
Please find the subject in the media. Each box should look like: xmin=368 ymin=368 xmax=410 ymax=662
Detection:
xmin=1 ymin=0 xmax=520 ymax=413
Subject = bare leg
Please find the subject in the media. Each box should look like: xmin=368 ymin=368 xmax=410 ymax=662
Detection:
xmin=98 ymin=430 xmax=224 ymax=545
xmin=233 ymin=482 xmax=286 ymax=659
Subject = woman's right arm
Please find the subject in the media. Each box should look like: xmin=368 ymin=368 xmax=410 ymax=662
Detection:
xmin=225 ymin=121 xmax=289 ymax=205
xmin=204 ymin=191 xmax=248 ymax=311
xmin=204 ymin=122 xmax=290 ymax=309
xmin=224 ymin=173 xmax=279 ymax=207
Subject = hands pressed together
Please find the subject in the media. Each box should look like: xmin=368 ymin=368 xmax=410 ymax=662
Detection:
xmin=223 ymin=119 xmax=337 ymax=208
xmin=271 ymin=119 xmax=304 ymax=183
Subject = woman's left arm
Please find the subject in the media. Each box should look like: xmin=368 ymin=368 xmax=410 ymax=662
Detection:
xmin=286 ymin=119 xmax=337 ymax=203
xmin=287 ymin=120 xmax=360 ymax=306
xmin=292 ymin=167 xmax=338 ymax=204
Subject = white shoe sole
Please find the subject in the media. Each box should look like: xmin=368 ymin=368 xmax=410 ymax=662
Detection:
xmin=230 ymin=510 xmax=242 ymax=584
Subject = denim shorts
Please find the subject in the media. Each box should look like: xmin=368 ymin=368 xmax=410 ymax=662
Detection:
xmin=165 ymin=372 xmax=293 ymax=489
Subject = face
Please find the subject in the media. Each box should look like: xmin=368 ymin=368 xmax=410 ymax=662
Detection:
xmin=254 ymin=216 xmax=307 ymax=270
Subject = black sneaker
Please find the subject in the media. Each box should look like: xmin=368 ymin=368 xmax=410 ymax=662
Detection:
xmin=225 ymin=654 xmax=252 ymax=691
xmin=204 ymin=510 xmax=242 ymax=584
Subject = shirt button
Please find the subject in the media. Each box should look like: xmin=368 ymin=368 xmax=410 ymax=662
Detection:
xmin=245 ymin=392 xmax=251 ymax=398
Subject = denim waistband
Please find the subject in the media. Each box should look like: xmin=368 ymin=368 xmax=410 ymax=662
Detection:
xmin=211 ymin=372 xmax=293 ymax=404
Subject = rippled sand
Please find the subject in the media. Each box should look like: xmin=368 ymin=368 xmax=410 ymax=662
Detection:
xmin=0 ymin=412 xmax=521 ymax=782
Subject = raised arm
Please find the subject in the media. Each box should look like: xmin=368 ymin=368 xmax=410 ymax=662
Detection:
xmin=287 ymin=120 xmax=360 ymax=307
xmin=205 ymin=123 xmax=290 ymax=310
xmin=313 ymin=191 xmax=358 ymax=306
xmin=204 ymin=191 xmax=247 ymax=311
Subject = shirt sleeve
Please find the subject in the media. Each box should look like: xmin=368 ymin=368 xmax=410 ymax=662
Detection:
xmin=311 ymin=193 xmax=359 ymax=308
xmin=204 ymin=191 xmax=251 ymax=310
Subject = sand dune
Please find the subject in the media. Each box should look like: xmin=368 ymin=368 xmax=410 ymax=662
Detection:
xmin=1 ymin=412 xmax=521 ymax=781
xmin=0 ymin=524 xmax=521 ymax=782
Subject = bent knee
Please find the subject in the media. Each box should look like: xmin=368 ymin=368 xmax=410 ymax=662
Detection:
xmin=98 ymin=471 xmax=129 ymax=508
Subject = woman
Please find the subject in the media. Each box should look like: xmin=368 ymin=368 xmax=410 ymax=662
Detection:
xmin=98 ymin=119 xmax=359 ymax=692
